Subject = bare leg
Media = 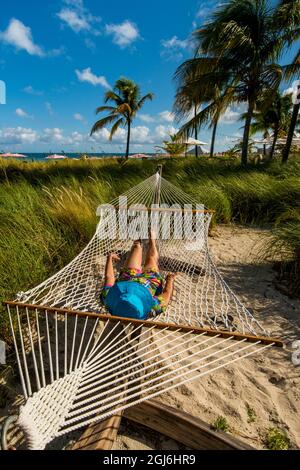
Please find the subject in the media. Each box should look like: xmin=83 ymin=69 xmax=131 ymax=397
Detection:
xmin=124 ymin=240 xmax=143 ymax=270
xmin=144 ymin=234 xmax=159 ymax=271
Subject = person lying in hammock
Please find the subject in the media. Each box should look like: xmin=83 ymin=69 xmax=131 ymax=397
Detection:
xmin=100 ymin=236 xmax=177 ymax=320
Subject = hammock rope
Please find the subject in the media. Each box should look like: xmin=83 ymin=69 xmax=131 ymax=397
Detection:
xmin=4 ymin=170 xmax=283 ymax=449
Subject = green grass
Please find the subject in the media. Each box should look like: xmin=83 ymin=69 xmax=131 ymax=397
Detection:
xmin=264 ymin=427 xmax=290 ymax=450
xmin=246 ymin=405 xmax=256 ymax=423
xmin=0 ymin=156 xmax=299 ymax=340
xmin=212 ymin=416 xmax=230 ymax=432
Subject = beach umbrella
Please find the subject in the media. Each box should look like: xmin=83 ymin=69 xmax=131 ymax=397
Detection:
xmin=181 ymin=137 xmax=208 ymax=146
xmin=0 ymin=152 xmax=27 ymax=158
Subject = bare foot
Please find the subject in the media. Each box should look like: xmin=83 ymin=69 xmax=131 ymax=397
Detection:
xmin=109 ymin=253 xmax=121 ymax=262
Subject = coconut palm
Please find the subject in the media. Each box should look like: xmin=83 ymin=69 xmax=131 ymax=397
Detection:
xmin=174 ymin=58 xmax=234 ymax=157
xmin=156 ymin=134 xmax=186 ymax=157
xmin=175 ymin=0 xmax=300 ymax=165
xmin=248 ymin=91 xmax=294 ymax=160
xmin=90 ymin=78 xmax=153 ymax=159
xmin=281 ymin=49 xmax=300 ymax=162
xmin=273 ymin=0 xmax=300 ymax=162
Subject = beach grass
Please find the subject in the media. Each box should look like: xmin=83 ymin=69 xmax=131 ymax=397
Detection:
xmin=0 ymin=156 xmax=299 ymax=339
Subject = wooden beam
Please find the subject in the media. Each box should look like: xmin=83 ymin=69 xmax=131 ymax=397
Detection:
xmin=3 ymin=301 xmax=284 ymax=347
xmin=124 ymin=399 xmax=255 ymax=450
xmin=116 ymin=206 xmax=215 ymax=214
xmin=71 ymin=412 xmax=123 ymax=450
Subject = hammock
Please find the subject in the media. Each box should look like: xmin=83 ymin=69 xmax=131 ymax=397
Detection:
xmin=3 ymin=168 xmax=283 ymax=450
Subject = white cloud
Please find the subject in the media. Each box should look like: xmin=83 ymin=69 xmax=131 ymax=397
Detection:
xmin=0 ymin=127 xmax=38 ymax=145
xmin=138 ymin=114 xmax=155 ymax=123
xmin=45 ymin=102 xmax=54 ymax=115
xmin=23 ymin=85 xmax=43 ymax=96
xmin=57 ymin=9 xmax=90 ymax=32
xmin=15 ymin=108 xmax=30 ymax=118
xmin=0 ymin=126 xmax=85 ymax=148
xmin=75 ymin=67 xmax=110 ymax=88
xmin=160 ymin=35 xmax=191 ymax=61
xmin=74 ymin=113 xmax=84 ymax=121
xmin=57 ymin=0 xmax=101 ymax=34
xmin=219 ymin=105 xmax=245 ymax=124
xmin=155 ymin=125 xmax=178 ymax=140
xmin=196 ymin=6 xmax=213 ymax=18
xmin=131 ymin=126 xmax=152 ymax=143
xmin=105 ymin=20 xmax=140 ymax=48
xmin=283 ymin=87 xmax=294 ymax=96
xmin=40 ymin=128 xmax=65 ymax=144
xmin=0 ymin=18 xmax=44 ymax=56
xmin=161 ymin=36 xmax=189 ymax=49
xmin=159 ymin=110 xmax=175 ymax=123
xmin=91 ymin=125 xmax=153 ymax=145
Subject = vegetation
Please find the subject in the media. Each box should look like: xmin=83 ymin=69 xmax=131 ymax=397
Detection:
xmin=248 ymin=92 xmax=296 ymax=160
xmin=262 ymin=207 xmax=300 ymax=296
xmin=264 ymin=427 xmax=290 ymax=450
xmin=90 ymin=77 xmax=153 ymax=159
xmin=1 ymin=156 xmax=299 ymax=340
xmin=212 ymin=416 xmax=230 ymax=432
xmin=173 ymin=0 xmax=300 ymax=165
xmin=156 ymin=134 xmax=187 ymax=157
xmin=246 ymin=405 xmax=257 ymax=423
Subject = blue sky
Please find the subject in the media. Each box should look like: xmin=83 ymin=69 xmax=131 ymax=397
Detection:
xmin=0 ymin=0 xmax=299 ymax=154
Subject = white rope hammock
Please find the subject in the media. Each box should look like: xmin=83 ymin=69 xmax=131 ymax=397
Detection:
xmin=4 ymin=170 xmax=283 ymax=449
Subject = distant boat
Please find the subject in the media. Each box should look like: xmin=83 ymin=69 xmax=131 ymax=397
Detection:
xmin=46 ymin=154 xmax=67 ymax=159
xmin=0 ymin=152 xmax=27 ymax=158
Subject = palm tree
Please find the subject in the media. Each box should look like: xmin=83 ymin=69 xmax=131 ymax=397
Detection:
xmin=175 ymin=0 xmax=300 ymax=165
xmin=195 ymin=0 xmax=290 ymax=165
xmin=282 ymin=50 xmax=300 ymax=162
xmin=249 ymin=91 xmax=294 ymax=160
xmin=272 ymin=0 xmax=300 ymax=162
xmin=174 ymin=58 xmax=234 ymax=157
xmin=156 ymin=134 xmax=186 ymax=157
xmin=90 ymin=78 xmax=153 ymax=159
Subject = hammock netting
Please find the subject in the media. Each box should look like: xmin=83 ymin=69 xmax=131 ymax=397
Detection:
xmin=4 ymin=171 xmax=281 ymax=449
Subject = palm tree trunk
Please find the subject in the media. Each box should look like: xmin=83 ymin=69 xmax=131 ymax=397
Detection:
xmin=241 ymin=97 xmax=255 ymax=165
xmin=125 ymin=120 xmax=131 ymax=159
xmin=194 ymin=104 xmax=198 ymax=158
xmin=210 ymin=120 xmax=218 ymax=158
xmin=269 ymin=125 xmax=279 ymax=161
xmin=282 ymin=102 xmax=299 ymax=163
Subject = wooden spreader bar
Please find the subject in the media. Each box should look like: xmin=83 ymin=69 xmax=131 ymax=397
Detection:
xmin=4 ymin=301 xmax=283 ymax=347
xmin=116 ymin=206 xmax=215 ymax=214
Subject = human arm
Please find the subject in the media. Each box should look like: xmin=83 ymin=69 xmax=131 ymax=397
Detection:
xmin=160 ymin=273 xmax=177 ymax=306
xmin=104 ymin=253 xmax=120 ymax=287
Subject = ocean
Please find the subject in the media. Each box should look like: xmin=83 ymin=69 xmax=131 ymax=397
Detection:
xmin=5 ymin=153 xmax=139 ymax=162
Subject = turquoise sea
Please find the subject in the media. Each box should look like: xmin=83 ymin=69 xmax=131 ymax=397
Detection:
xmin=2 ymin=153 xmax=155 ymax=162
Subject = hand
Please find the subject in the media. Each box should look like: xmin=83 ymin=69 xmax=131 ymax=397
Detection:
xmin=166 ymin=272 xmax=178 ymax=282
xmin=108 ymin=253 xmax=120 ymax=262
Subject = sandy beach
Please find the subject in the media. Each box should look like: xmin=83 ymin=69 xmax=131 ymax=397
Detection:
xmin=114 ymin=225 xmax=300 ymax=450
xmin=1 ymin=225 xmax=299 ymax=450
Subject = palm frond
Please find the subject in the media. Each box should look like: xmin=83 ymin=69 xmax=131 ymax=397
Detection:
xmin=137 ymin=93 xmax=154 ymax=109
xmin=109 ymin=118 xmax=125 ymax=140
xmin=90 ymin=114 xmax=119 ymax=136
xmin=95 ymin=106 xmax=118 ymax=115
